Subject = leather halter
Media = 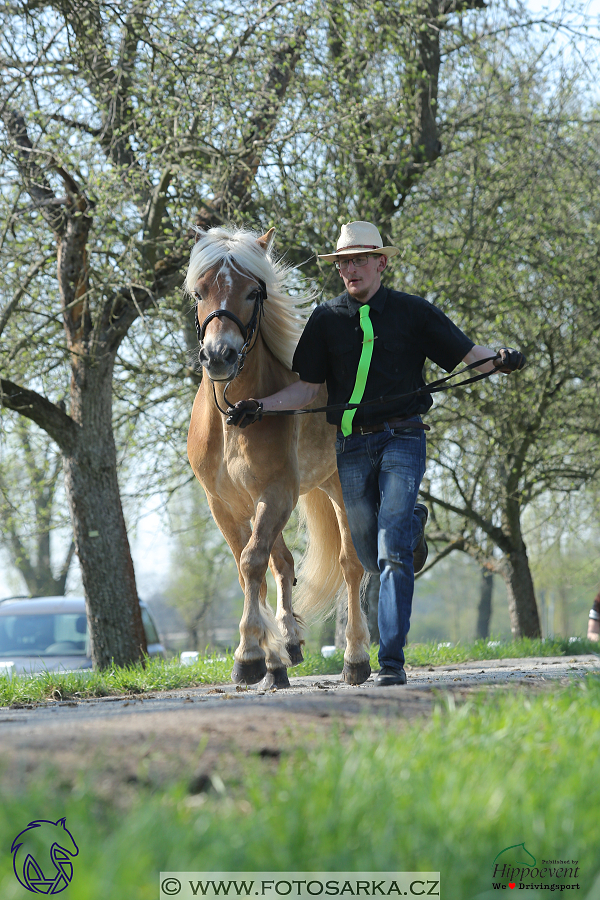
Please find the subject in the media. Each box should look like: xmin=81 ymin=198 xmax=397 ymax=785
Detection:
xmin=195 ymin=278 xmax=267 ymax=378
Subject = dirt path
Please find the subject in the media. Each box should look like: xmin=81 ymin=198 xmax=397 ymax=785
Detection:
xmin=1 ymin=655 xmax=597 ymax=802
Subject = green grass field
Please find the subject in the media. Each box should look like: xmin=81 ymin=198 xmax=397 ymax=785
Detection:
xmin=1 ymin=674 xmax=599 ymax=899
xmin=0 ymin=636 xmax=597 ymax=706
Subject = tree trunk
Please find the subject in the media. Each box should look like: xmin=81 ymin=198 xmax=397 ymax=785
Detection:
xmin=476 ymin=569 xmax=493 ymax=639
xmin=27 ymin=539 xmax=74 ymax=598
xmin=558 ymin=583 xmax=569 ymax=638
xmin=63 ymin=360 xmax=147 ymax=669
xmin=498 ymin=544 xmax=541 ymax=639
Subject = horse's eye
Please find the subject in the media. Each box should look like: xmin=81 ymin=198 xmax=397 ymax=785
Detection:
xmin=247 ymin=290 xmax=259 ymax=301
xmin=193 ymin=290 xmax=203 ymax=302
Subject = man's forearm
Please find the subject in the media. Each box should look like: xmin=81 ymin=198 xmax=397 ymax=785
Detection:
xmin=260 ymin=380 xmax=322 ymax=412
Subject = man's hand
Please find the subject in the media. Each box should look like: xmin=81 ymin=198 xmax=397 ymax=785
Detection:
xmin=226 ymin=399 xmax=263 ymax=428
xmin=494 ymin=348 xmax=526 ymax=373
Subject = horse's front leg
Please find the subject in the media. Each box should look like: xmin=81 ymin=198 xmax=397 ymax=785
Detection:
xmin=269 ymin=532 xmax=304 ymax=666
xmin=232 ymin=494 xmax=294 ymax=687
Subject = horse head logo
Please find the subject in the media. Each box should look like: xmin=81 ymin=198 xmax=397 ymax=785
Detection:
xmin=493 ymin=842 xmax=537 ymax=868
xmin=11 ymin=818 xmax=79 ymax=894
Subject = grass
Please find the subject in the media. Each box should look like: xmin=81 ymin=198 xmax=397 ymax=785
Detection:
xmin=1 ymin=676 xmax=599 ymax=899
xmin=404 ymin=635 xmax=599 ymax=666
xmin=0 ymin=637 xmax=597 ymax=706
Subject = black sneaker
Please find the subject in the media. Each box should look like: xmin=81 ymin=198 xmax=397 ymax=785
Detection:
xmin=374 ymin=666 xmax=407 ymax=686
xmin=413 ymin=503 xmax=429 ymax=573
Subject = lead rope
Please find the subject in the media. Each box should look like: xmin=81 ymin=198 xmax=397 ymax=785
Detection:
xmin=259 ymin=355 xmax=500 ymax=418
xmin=198 ymin=288 xmax=501 ymax=419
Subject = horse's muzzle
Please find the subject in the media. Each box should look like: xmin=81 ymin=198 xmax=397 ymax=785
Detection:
xmin=198 ymin=341 xmax=240 ymax=381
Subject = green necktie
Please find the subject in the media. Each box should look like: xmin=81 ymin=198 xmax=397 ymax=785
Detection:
xmin=341 ymin=304 xmax=374 ymax=437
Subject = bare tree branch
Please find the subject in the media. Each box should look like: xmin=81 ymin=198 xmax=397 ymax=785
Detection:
xmin=0 ymin=255 xmax=51 ymax=339
xmin=0 ymin=378 xmax=78 ymax=454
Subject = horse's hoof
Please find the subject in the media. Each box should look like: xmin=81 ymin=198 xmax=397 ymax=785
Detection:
xmin=257 ymin=668 xmax=290 ymax=690
xmin=231 ymin=658 xmax=267 ymax=685
xmin=341 ymin=660 xmax=371 ymax=685
xmin=285 ymin=642 xmax=304 ymax=666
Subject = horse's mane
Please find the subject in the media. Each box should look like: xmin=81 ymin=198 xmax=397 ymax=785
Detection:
xmin=185 ymin=225 xmax=315 ymax=370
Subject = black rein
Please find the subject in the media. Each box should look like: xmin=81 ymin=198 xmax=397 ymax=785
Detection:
xmin=195 ymin=281 xmax=500 ymax=418
xmin=261 ymin=356 xmax=500 ymax=417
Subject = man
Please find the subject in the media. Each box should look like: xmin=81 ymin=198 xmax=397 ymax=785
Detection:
xmin=227 ymin=221 xmax=525 ymax=685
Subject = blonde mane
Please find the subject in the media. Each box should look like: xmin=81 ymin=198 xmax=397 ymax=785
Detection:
xmin=185 ymin=225 xmax=315 ymax=370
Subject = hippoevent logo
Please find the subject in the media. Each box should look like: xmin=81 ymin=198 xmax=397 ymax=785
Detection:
xmin=11 ymin=818 xmax=79 ymax=894
xmin=491 ymin=843 xmax=580 ymax=891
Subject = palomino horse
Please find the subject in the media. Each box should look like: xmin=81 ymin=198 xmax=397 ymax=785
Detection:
xmin=185 ymin=225 xmax=371 ymax=689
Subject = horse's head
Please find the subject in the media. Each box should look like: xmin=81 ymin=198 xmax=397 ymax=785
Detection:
xmin=187 ymin=227 xmax=274 ymax=382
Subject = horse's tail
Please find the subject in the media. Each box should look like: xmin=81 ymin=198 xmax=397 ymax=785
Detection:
xmin=294 ymin=488 xmax=344 ymax=622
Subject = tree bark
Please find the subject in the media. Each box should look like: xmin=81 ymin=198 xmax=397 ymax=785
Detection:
xmin=62 ymin=358 xmax=147 ymax=668
xmin=497 ymin=543 xmax=540 ymax=639
xmin=476 ymin=568 xmax=493 ymax=639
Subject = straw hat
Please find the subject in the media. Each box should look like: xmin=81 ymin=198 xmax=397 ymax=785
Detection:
xmin=318 ymin=221 xmax=399 ymax=261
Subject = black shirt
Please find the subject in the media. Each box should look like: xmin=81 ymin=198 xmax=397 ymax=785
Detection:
xmin=292 ymin=284 xmax=474 ymax=428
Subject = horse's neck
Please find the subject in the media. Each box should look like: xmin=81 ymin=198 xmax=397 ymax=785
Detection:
xmin=206 ymin=334 xmax=293 ymax=410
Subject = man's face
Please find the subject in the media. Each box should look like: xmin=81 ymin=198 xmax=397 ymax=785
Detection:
xmin=338 ymin=254 xmax=387 ymax=303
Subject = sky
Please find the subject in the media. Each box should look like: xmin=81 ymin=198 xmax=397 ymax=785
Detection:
xmin=0 ymin=507 xmax=173 ymax=601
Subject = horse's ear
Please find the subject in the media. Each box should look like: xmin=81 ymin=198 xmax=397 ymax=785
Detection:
xmin=189 ymin=226 xmax=205 ymax=245
xmin=256 ymin=227 xmax=275 ymax=251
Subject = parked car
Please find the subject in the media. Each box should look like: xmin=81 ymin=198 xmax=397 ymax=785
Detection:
xmin=0 ymin=596 xmax=166 ymax=676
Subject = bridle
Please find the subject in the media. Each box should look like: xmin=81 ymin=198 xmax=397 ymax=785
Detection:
xmin=195 ymin=277 xmax=267 ymax=412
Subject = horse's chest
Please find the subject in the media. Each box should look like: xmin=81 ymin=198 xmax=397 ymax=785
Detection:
xmin=201 ymin=445 xmax=259 ymax=511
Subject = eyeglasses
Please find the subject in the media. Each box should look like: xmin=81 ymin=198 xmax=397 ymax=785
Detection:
xmin=335 ymin=255 xmax=379 ymax=271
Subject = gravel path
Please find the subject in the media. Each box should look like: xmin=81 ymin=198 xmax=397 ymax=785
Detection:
xmin=1 ymin=655 xmax=597 ymax=800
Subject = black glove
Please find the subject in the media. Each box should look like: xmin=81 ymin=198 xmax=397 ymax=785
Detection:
xmin=226 ymin=399 xmax=264 ymax=428
xmin=494 ymin=348 xmax=526 ymax=374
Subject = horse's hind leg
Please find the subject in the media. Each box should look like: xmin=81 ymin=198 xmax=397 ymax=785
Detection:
xmin=321 ymin=476 xmax=371 ymax=685
xmin=269 ymin=533 xmax=304 ymax=666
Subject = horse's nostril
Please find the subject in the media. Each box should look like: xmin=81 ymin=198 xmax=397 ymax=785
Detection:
xmin=198 ymin=342 xmax=238 ymax=372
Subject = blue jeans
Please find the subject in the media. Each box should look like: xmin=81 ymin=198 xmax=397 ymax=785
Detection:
xmin=335 ymin=422 xmax=427 ymax=670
